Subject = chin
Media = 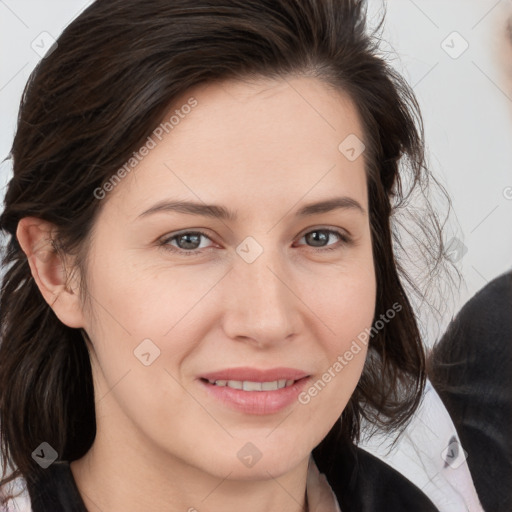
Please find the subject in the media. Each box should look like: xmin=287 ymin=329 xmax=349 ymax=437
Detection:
xmin=224 ymin=440 xmax=308 ymax=480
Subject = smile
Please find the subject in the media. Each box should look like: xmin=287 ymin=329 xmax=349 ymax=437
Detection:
xmin=204 ymin=379 xmax=296 ymax=391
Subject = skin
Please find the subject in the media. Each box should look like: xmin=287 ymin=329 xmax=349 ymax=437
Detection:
xmin=17 ymin=76 xmax=376 ymax=512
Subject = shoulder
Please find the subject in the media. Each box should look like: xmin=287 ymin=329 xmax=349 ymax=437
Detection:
xmin=428 ymin=268 xmax=512 ymax=427
xmin=428 ymin=270 xmax=512 ymax=512
xmin=431 ymin=270 xmax=512 ymax=363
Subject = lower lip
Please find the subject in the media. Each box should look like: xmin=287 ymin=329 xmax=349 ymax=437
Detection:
xmin=199 ymin=377 xmax=310 ymax=415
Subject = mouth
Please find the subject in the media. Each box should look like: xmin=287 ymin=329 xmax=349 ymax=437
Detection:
xmin=199 ymin=366 xmax=309 ymax=384
xmin=197 ymin=367 xmax=311 ymax=415
xmin=200 ymin=377 xmax=298 ymax=391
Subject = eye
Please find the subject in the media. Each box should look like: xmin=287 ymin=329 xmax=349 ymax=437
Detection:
xmin=159 ymin=227 xmax=352 ymax=257
xmin=160 ymin=230 xmax=214 ymax=255
xmin=295 ymin=228 xmax=352 ymax=252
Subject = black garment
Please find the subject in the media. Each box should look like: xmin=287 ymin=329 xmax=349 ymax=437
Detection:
xmin=323 ymin=441 xmax=439 ymax=512
xmin=428 ymin=270 xmax=512 ymax=512
xmin=26 ymin=450 xmax=438 ymax=512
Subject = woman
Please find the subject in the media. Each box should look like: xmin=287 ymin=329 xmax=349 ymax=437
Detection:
xmin=0 ymin=0 xmax=463 ymax=510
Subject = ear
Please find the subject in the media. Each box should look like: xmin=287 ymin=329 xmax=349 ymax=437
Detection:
xmin=16 ymin=217 xmax=85 ymax=328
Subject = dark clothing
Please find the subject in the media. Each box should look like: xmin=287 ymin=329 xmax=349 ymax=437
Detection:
xmin=324 ymin=442 xmax=439 ymax=511
xmin=428 ymin=270 xmax=512 ymax=512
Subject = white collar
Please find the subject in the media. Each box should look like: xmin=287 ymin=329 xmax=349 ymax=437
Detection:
xmin=358 ymin=379 xmax=484 ymax=512
xmin=306 ymin=455 xmax=342 ymax=511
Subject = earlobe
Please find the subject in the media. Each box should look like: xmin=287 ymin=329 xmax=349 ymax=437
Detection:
xmin=16 ymin=217 xmax=85 ymax=329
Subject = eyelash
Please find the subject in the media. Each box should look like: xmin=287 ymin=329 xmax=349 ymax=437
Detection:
xmin=158 ymin=228 xmax=352 ymax=257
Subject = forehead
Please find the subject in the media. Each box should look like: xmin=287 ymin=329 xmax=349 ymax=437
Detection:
xmin=107 ymin=76 xmax=369 ymax=218
xmin=171 ymin=75 xmax=364 ymax=147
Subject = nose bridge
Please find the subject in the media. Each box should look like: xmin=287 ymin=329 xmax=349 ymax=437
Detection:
xmin=242 ymin=255 xmax=285 ymax=306
xmin=224 ymin=240 xmax=299 ymax=343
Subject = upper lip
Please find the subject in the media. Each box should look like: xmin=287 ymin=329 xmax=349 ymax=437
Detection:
xmin=200 ymin=367 xmax=309 ymax=382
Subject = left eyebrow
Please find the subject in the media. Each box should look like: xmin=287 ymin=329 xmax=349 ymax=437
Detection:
xmin=137 ymin=196 xmax=366 ymax=220
xmin=296 ymin=197 xmax=366 ymax=217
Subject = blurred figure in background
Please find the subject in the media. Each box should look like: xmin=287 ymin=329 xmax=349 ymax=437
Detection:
xmin=428 ymin=270 xmax=512 ymax=512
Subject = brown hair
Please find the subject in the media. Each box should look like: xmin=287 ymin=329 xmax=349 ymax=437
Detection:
xmin=0 ymin=0 xmax=457 ymax=503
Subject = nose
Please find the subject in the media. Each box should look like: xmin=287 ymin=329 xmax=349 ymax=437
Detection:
xmin=221 ymin=245 xmax=302 ymax=348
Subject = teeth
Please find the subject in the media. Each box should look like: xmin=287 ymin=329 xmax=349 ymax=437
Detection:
xmin=208 ymin=379 xmax=296 ymax=391
xmin=262 ymin=381 xmax=278 ymax=391
xmin=243 ymin=381 xmax=262 ymax=391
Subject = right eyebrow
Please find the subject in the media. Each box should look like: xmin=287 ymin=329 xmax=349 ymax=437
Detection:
xmin=137 ymin=200 xmax=237 ymax=221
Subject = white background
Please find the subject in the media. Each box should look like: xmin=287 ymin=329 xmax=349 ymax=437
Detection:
xmin=1 ymin=0 xmax=511 ymax=346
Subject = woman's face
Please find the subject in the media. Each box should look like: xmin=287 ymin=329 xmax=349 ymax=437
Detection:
xmin=79 ymin=76 xmax=376 ymax=479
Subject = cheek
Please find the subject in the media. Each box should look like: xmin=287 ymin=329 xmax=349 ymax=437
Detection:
xmin=81 ymin=251 xmax=227 ymax=406
xmin=296 ymin=274 xmax=374 ymax=438
xmin=330 ymin=280 xmax=376 ymax=357
xmin=297 ymin=342 xmax=367 ymax=452
xmin=84 ymin=246 xmax=221 ymax=335
xmin=297 ymin=257 xmax=376 ymax=411
xmin=304 ymin=255 xmax=377 ymax=352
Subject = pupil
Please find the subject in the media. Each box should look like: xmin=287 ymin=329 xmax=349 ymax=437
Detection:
xmin=178 ymin=233 xmax=200 ymax=249
xmin=306 ymin=231 xmax=327 ymax=247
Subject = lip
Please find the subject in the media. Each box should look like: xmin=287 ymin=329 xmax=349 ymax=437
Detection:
xmin=200 ymin=366 xmax=309 ymax=382
xmin=198 ymin=367 xmax=311 ymax=415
